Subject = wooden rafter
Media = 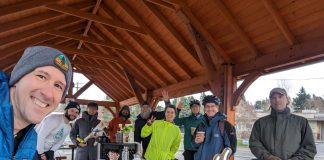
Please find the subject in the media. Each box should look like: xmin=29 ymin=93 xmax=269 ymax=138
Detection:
xmin=177 ymin=8 xmax=232 ymax=64
xmin=116 ymin=0 xmax=195 ymax=78
xmin=100 ymin=5 xmax=182 ymax=82
xmin=0 ymin=16 xmax=85 ymax=49
xmin=262 ymin=0 xmax=296 ymax=45
xmin=108 ymin=62 xmax=147 ymax=92
xmin=162 ymin=0 xmax=188 ymax=7
xmin=44 ymin=44 xmax=119 ymax=62
xmin=75 ymin=99 xmax=117 ymax=107
xmin=212 ymin=0 xmax=259 ymax=57
xmin=0 ymin=1 xmax=94 ymax=36
xmin=185 ymin=23 xmax=218 ymax=94
xmin=45 ymin=4 xmax=146 ymax=35
xmin=143 ymin=0 xmax=200 ymax=64
xmin=88 ymin=28 xmax=161 ymax=88
xmin=124 ymin=69 xmax=145 ymax=105
xmin=46 ymin=30 xmax=126 ymax=51
xmin=0 ymin=0 xmax=56 ymax=18
xmin=232 ymin=71 xmax=262 ymax=106
xmin=145 ymin=0 xmax=176 ymax=11
xmin=73 ymin=80 xmax=93 ymax=98
xmin=100 ymin=70 xmax=134 ymax=95
xmin=94 ymin=69 xmax=131 ymax=98
xmin=75 ymin=67 xmax=119 ymax=101
xmin=234 ymin=37 xmax=324 ymax=77
xmin=77 ymin=0 xmax=102 ymax=49
xmin=94 ymin=24 xmax=170 ymax=86
xmin=84 ymin=41 xmax=153 ymax=88
xmin=86 ymin=69 xmax=125 ymax=100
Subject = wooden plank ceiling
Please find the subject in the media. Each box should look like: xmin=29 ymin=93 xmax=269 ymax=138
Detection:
xmin=1 ymin=0 xmax=324 ymax=105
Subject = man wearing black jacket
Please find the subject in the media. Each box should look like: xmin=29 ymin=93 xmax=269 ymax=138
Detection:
xmin=134 ymin=101 xmax=164 ymax=155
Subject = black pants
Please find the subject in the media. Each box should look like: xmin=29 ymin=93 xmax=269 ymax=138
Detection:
xmin=183 ymin=150 xmax=196 ymax=160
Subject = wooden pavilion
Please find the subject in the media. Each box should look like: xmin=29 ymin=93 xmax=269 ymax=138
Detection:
xmin=1 ymin=0 xmax=324 ymax=123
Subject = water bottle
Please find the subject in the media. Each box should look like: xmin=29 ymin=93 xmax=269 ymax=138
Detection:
xmin=122 ymin=146 xmax=129 ymax=160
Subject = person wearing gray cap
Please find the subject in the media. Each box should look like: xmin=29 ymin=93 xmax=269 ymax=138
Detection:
xmin=34 ymin=101 xmax=81 ymax=160
xmin=249 ymin=87 xmax=317 ymax=160
xmin=0 ymin=46 xmax=72 ymax=159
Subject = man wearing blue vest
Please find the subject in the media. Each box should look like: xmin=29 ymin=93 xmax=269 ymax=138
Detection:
xmin=0 ymin=46 xmax=72 ymax=159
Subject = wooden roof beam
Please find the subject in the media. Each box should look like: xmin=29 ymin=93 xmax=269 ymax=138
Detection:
xmin=43 ymin=44 xmax=119 ymax=62
xmin=74 ymin=99 xmax=117 ymax=107
xmin=0 ymin=0 xmax=56 ymax=18
xmin=94 ymin=24 xmax=171 ymax=86
xmin=120 ymin=75 xmax=209 ymax=105
xmin=46 ymin=30 xmax=126 ymax=51
xmin=145 ymin=0 xmax=176 ymax=11
xmin=212 ymin=0 xmax=259 ymax=57
xmin=96 ymin=76 xmax=128 ymax=100
xmin=88 ymin=28 xmax=161 ymax=89
xmin=0 ymin=16 xmax=85 ymax=49
xmin=85 ymin=40 xmax=147 ymax=88
xmin=143 ymin=1 xmax=200 ymax=64
xmin=94 ymin=69 xmax=131 ymax=98
xmin=262 ymin=0 xmax=297 ymax=45
xmin=124 ymin=69 xmax=145 ymax=105
xmin=232 ymin=71 xmax=262 ymax=106
xmin=45 ymin=4 xmax=146 ymax=35
xmin=77 ymin=0 xmax=102 ymax=49
xmin=74 ymin=67 xmax=119 ymax=101
xmin=177 ymin=8 xmax=232 ymax=64
xmin=0 ymin=1 xmax=94 ymax=36
xmin=116 ymin=0 xmax=195 ymax=78
xmin=162 ymin=0 xmax=188 ymax=7
xmin=85 ymin=68 xmax=126 ymax=100
xmin=185 ymin=23 xmax=219 ymax=94
xmin=73 ymin=80 xmax=93 ymax=98
xmin=99 ymin=5 xmax=181 ymax=82
xmin=234 ymin=37 xmax=324 ymax=77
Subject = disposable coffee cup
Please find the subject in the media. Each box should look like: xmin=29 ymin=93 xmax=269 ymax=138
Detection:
xmin=191 ymin=127 xmax=196 ymax=135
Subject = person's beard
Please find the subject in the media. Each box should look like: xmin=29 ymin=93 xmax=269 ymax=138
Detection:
xmin=140 ymin=108 xmax=152 ymax=119
xmin=64 ymin=111 xmax=76 ymax=121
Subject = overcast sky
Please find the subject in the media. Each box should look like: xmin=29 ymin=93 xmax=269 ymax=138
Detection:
xmin=75 ymin=61 xmax=324 ymax=104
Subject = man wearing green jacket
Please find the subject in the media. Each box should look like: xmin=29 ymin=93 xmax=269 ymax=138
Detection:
xmin=174 ymin=99 xmax=203 ymax=160
xmin=249 ymin=88 xmax=317 ymax=160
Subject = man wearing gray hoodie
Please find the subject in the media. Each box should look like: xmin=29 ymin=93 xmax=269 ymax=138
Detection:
xmin=70 ymin=102 xmax=101 ymax=160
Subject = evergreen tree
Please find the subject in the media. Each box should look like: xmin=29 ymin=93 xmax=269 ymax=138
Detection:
xmin=293 ymin=86 xmax=311 ymax=112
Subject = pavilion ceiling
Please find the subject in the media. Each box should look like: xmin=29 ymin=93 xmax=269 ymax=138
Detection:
xmin=1 ymin=0 xmax=324 ymax=105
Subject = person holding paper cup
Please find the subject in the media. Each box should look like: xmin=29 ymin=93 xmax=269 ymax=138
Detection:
xmin=193 ymin=95 xmax=232 ymax=160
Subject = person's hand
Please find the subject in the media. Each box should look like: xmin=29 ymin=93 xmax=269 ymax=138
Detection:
xmin=147 ymin=116 xmax=156 ymax=126
xmin=161 ymin=89 xmax=169 ymax=101
xmin=266 ymin=155 xmax=281 ymax=160
xmin=194 ymin=133 xmax=205 ymax=144
xmin=177 ymin=101 xmax=184 ymax=110
xmin=90 ymin=133 xmax=99 ymax=139
xmin=40 ymin=154 xmax=47 ymax=160
xmin=78 ymin=143 xmax=87 ymax=147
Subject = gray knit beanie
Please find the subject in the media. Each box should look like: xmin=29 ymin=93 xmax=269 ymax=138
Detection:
xmin=9 ymin=46 xmax=72 ymax=98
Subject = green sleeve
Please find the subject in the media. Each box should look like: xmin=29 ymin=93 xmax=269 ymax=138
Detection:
xmin=170 ymin=128 xmax=181 ymax=157
xmin=141 ymin=122 xmax=153 ymax=138
xmin=174 ymin=109 xmax=185 ymax=126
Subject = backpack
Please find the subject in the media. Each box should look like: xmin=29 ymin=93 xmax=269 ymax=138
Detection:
xmin=219 ymin=120 xmax=237 ymax=154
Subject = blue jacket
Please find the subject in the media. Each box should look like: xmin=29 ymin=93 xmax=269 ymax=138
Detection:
xmin=193 ymin=112 xmax=231 ymax=160
xmin=0 ymin=71 xmax=37 ymax=159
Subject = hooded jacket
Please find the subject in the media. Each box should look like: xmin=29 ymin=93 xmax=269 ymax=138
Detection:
xmin=107 ymin=106 xmax=131 ymax=142
xmin=141 ymin=120 xmax=181 ymax=160
xmin=249 ymin=107 xmax=317 ymax=160
xmin=193 ymin=112 xmax=231 ymax=160
xmin=174 ymin=109 xmax=203 ymax=151
xmin=0 ymin=71 xmax=37 ymax=160
xmin=70 ymin=111 xmax=100 ymax=160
